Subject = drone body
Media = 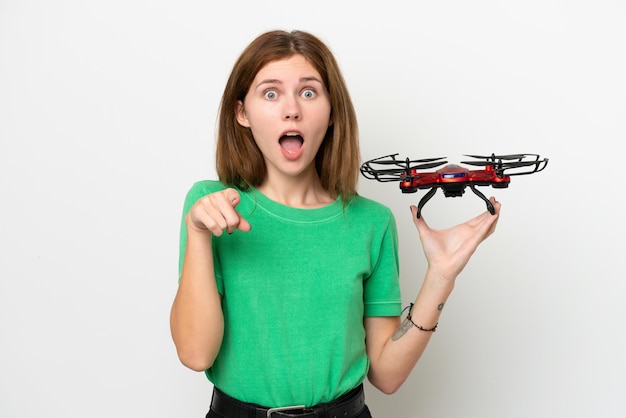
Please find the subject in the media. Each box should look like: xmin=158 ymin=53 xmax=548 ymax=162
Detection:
xmin=360 ymin=153 xmax=548 ymax=218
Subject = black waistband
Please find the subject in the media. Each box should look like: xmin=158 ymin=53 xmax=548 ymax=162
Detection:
xmin=209 ymin=384 xmax=366 ymax=418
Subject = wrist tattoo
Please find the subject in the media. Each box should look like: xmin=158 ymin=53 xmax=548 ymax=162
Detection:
xmin=438 ymin=303 xmax=445 ymax=311
xmin=392 ymin=318 xmax=413 ymax=341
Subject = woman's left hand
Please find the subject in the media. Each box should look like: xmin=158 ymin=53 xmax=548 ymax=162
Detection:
xmin=410 ymin=197 xmax=501 ymax=287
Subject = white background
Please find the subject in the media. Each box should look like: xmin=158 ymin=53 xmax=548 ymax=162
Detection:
xmin=1 ymin=1 xmax=625 ymax=417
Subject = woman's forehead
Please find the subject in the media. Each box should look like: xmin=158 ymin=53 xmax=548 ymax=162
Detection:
xmin=250 ymin=55 xmax=324 ymax=90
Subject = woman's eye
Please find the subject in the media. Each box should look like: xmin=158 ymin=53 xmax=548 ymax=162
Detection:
xmin=264 ymin=90 xmax=278 ymax=100
xmin=301 ymin=89 xmax=316 ymax=99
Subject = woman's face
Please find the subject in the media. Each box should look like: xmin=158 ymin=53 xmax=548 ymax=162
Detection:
xmin=236 ymin=54 xmax=332 ymax=184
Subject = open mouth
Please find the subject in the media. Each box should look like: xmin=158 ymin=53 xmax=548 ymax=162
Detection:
xmin=279 ymin=133 xmax=304 ymax=155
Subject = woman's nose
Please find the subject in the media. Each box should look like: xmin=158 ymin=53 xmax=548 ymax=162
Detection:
xmin=283 ymin=99 xmax=301 ymax=120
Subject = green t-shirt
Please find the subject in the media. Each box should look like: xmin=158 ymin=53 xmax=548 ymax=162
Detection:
xmin=178 ymin=180 xmax=401 ymax=407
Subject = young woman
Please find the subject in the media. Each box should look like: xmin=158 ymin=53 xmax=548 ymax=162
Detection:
xmin=170 ymin=29 xmax=501 ymax=418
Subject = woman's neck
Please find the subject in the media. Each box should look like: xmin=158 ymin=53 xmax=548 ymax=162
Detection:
xmin=256 ymin=172 xmax=335 ymax=208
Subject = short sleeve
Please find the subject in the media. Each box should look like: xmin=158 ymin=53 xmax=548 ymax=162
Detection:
xmin=363 ymin=212 xmax=402 ymax=317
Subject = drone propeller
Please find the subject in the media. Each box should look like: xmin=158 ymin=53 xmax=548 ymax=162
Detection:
xmin=460 ymin=153 xmax=548 ymax=176
xmin=408 ymin=160 xmax=449 ymax=170
xmin=464 ymin=153 xmax=535 ymax=161
xmin=366 ymin=154 xmax=445 ymax=165
xmin=360 ymin=154 xmax=448 ymax=181
xmin=460 ymin=160 xmax=540 ymax=168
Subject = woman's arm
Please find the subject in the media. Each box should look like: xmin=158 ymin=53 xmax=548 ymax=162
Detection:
xmin=366 ymin=198 xmax=501 ymax=393
xmin=170 ymin=188 xmax=250 ymax=371
xmin=170 ymin=224 xmax=223 ymax=372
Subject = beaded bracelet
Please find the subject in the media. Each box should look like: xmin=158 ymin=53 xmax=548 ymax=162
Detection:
xmin=406 ymin=303 xmax=438 ymax=332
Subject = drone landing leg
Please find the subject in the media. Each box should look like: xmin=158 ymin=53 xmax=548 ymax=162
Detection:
xmin=469 ymin=185 xmax=495 ymax=215
xmin=416 ymin=188 xmax=437 ymax=218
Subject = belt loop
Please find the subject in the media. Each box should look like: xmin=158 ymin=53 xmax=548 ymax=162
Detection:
xmin=318 ymin=403 xmax=328 ymax=418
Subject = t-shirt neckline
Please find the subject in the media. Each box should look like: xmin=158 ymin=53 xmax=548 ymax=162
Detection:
xmin=244 ymin=187 xmax=345 ymax=223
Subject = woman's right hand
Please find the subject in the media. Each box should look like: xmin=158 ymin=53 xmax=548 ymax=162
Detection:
xmin=186 ymin=188 xmax=251 ymax=236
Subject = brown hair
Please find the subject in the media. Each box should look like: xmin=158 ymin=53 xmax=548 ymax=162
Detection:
xmin=215 ymin=30 xmax=360 ymax=202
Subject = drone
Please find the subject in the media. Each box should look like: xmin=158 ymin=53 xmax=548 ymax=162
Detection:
xmin=360 ymin=153 xmax=549 ymax=218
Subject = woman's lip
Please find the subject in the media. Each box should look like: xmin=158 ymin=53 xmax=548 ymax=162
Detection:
xmin=279 ymin=129 xmax=304 ymax=138
xmin=279 ymin=135 xmax=304 ymax=160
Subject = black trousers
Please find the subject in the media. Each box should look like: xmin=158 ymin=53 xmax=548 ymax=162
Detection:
xmin=205 ymin=385 xmax=373 ymax=418
xmin=205 ymin=406 xmax=372 ymax=418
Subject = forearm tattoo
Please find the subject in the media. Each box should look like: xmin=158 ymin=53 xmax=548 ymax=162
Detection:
xmin=392 ymin=318 xmax=413 ymax=341
xmin=392 ymin=303 xmax=445 ymax=341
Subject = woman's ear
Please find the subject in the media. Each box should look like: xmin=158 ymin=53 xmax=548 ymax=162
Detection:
xmin=235 ymin=100 xmax=250 ymax=128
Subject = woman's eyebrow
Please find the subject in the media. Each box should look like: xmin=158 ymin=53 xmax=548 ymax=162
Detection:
xmin=256 ymin=78 xmax=282 ymax=87
xmin=255 ymin=76 xmax=323 ymax=89
xmin=300 ymin=76 xmax=323 ymax=84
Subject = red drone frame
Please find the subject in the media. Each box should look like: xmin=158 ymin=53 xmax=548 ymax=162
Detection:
xmin=360 ymin=153 xmax=549 ymax=218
